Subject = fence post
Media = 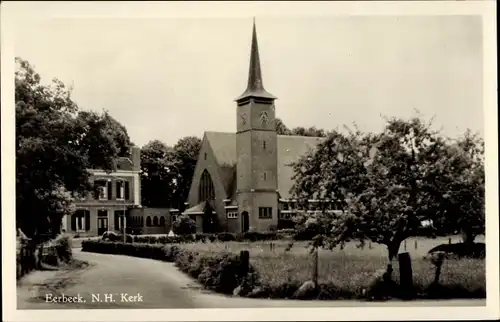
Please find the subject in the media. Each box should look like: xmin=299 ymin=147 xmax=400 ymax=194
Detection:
xmin=240 ymin=250 xmax=250 ymax=276
xmin=312 ymin=247 xmax=319 ymax=288
xmin=398 ymin=252 xmax=414 ymax=300
xmin=414 ymin=240 xmax=418 ymax=250
xmin=448 ymin=237 xmax=452 ymax=245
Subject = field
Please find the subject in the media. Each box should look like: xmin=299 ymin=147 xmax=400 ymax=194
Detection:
xmin=178 ymin=235 xmax=486 ymax=298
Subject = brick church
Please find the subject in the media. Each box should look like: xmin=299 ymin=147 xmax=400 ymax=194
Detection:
xmin=182 ymin=21 xmax=329 ymax=233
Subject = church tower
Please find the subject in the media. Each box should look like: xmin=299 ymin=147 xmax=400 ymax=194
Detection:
xmin=235 ymin=19 xmax=278 ymax=232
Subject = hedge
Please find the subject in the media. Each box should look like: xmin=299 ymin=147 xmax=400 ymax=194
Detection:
xmin=81 ymin=240 xmax=485 ymax=301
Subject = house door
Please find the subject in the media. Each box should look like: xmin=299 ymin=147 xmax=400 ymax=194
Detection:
xmin=241 ymin=211 xmax=249 ymax=233
xmin=97 ymin=218 xmax=108 ymax=236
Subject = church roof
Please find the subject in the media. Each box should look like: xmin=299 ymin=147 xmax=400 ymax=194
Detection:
xmin=183 ymin=200 xmax=215 ymax=215
xmin=204 ymin=131 xmax=325 ymax=199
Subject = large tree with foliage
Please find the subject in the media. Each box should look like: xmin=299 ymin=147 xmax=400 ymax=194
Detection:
xmin=15 ymin=57 xmax=132 ymax=240
xmin=140 ymin=140 xmax=177 ymax=208
xmin=290 ymin=116 xmax=483 ymax=261
xmin=274 ymin=118 xmax=327 ymax=137
xmin=437 ymin=130 xmax=485 ymax=245
xmin=171 ymin=136 xmax=202 ymax=210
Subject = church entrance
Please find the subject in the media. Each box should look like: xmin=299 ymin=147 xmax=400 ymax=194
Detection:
xmin=241 ymin=211 xmax=249 ymax=233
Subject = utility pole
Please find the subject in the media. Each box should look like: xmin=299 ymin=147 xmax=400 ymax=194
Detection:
xmin=123 ymin=184 xmax=127 ymax=243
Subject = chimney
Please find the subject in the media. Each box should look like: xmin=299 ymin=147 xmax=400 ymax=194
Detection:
xmin=131 ymin=146 xmax=141 ymax=171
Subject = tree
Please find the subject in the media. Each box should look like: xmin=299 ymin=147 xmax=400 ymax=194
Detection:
xmin=15 ymin=57 xmax=131 ymax=240
xmin=171 ymin=136 xmax=202 ymax=210
xmin=291 ymin=126 xmax=307 ymax=136
xmin=290 ymin=116 xmax=468 ymax=261
xmin=172 ymin=214 xmax=197 ymax=235
xmin=438 ymin=130 xmax=485 ymax=245
xmin=275 ymin=118 xmax=292 ymax=135
xmin=140 ymin=140 xmax=177 ymax=207
xmin=304 ymin=126 xmax=326 ymax=137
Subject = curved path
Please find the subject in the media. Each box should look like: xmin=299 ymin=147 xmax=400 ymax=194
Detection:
xmin=17 ymin=249 xmax=485 ymax=309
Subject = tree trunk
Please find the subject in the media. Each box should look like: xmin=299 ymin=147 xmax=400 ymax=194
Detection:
xmin=462 ymin=230 xmax=475 ymax=245
xmin=387 ymin=241 xmax=402 ymax=262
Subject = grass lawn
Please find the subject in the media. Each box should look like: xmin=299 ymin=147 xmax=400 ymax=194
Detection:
xmin=178 ymin=235 xmax=486 ymax=298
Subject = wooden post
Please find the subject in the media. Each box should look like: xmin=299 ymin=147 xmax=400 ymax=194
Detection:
xmin=448 ymin=237 xmax=452 ymax=244
xmin=414 ymin=240 xmax=417 ymax=250
xmin=240 ymin=250 xmax=250 ymax=276
xmin=312 ymin=247 xmax=319 ymax=287
xmin=398 ymin=252 xmax=414 ymax=300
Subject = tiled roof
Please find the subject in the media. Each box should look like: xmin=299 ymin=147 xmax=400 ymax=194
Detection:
xmin=205 ymin=131 xmax=325 ymax=200
xmin=183 ymin=201 xmax=207 ymax=214
xmin=114 ymin=157 xmax=134 ymax=171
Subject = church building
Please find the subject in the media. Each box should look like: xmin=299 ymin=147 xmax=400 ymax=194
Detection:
xmin=183 ymin=21 xmax=328 ymax=233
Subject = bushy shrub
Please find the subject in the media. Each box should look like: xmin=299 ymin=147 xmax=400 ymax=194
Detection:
xmin=216 ymin=232 xmax=237 ymax=242
xmin=173 ymin=215 xmax=197 ymax=235
xmin=428 ymin=242 xmax=485 ymax=259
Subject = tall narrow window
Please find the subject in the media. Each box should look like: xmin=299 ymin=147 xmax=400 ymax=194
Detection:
xmin=198 ymin=170 xmax=215 ymax=201
xmin=124 ymin=181 xmax=130 ymax=200
xmin=116 ymin=181 xmax=125 ymax=200
xmin=263 ymin=172 xmax=267 ymax=181
xmin=204 ymin=153 xmax=207 ymax=160
xmin=94 ymin=180 xmax=108 ymax=200
xmin=263 ymin=140 xmax=266 ymax=150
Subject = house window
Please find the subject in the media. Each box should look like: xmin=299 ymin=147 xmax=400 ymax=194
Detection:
xmin=279 ymin=212 xmax=292 ymax=220
xmin=94 ymin=180 xmax=109 ymax=200
xmin=258 ymin=207 xmax=272 ymax=219
xmin=204 ymin=153 xmax=207 ymax=160
xmin=116 ymin=181 xmax=125 ymax=200
xmin=114 ymin=210 xmax=125 ymax=229
xmin=227 ymin=212 xmax=238 ymax=219
xmin=263 ymin=140 xmax=266 ymax=150
xmin=263 ymin=172 xmax=267 ymax=181
xmin=71 ymin=210 xmax=89 ymax=231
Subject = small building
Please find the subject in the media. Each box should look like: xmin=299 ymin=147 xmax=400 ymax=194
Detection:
xmin=128 ymin=206 xmax=180 ymax=235
xmin=62 ymin=147 xmax=142 ymax=237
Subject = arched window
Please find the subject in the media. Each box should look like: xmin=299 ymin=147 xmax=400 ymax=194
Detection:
xmin=160 ymin=216 xmax=165 ymax=226
xmin=146 ymin=216 xmax=152 ymax=227
xmin=198 ymin=169 xmax=215 ymax=201
xmin=153 ymin=216 xmax=159 ymax=226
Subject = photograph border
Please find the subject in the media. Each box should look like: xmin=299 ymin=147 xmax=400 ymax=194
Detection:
xmin=2 ymin=1 xmax=498 ymax=321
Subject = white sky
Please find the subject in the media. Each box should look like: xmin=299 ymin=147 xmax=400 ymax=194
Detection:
xmin=14 ymin=15 xmax=483 ymax=147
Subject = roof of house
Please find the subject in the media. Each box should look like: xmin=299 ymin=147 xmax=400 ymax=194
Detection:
xmin=204 ymin=131 xmax=325 ymax=199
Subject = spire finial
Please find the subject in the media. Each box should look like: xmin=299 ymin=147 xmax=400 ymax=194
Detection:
xmin=235 ymin=18 xmax=276 ymax=102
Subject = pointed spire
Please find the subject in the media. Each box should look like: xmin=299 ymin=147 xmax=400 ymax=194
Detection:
xmin=236 ymin=18 xmax=276 ymax=102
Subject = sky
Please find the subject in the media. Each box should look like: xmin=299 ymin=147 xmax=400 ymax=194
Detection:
xmin=14 ymin=15 xmax=484 ymax=147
